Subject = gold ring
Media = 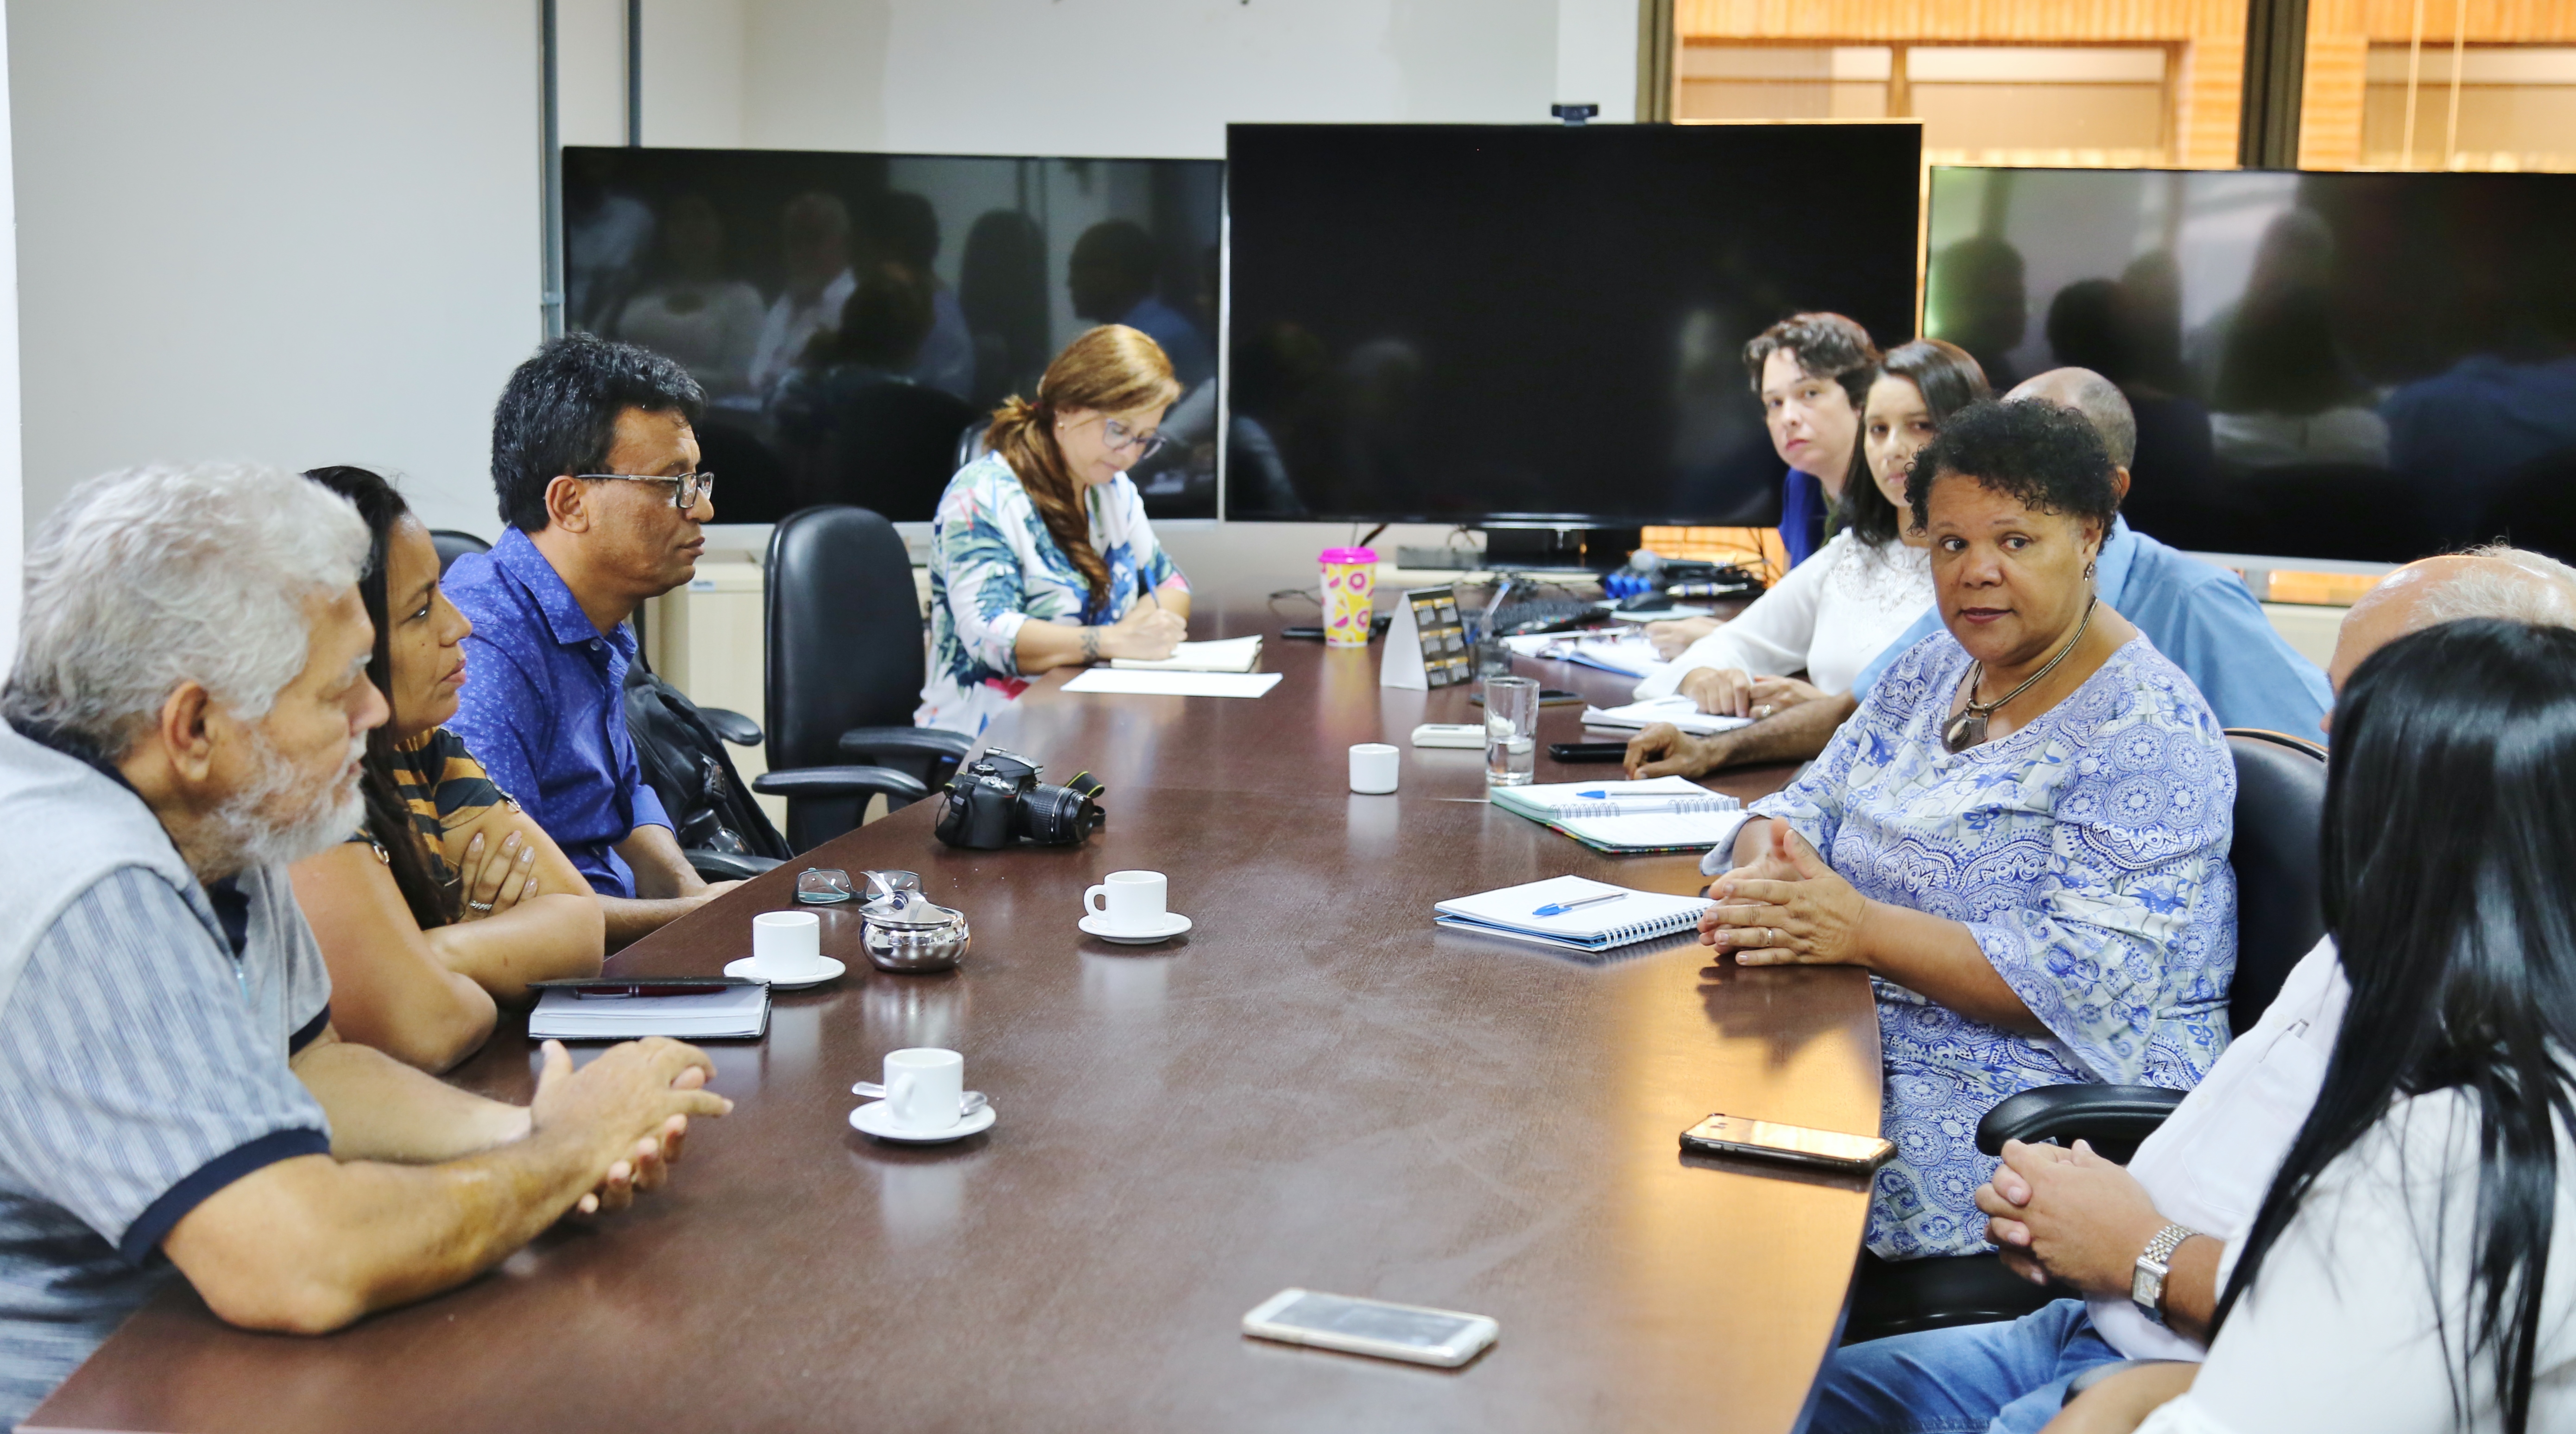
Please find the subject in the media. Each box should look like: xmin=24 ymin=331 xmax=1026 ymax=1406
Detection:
xmin=1755 ymin=704 xmax=1774 ymax=718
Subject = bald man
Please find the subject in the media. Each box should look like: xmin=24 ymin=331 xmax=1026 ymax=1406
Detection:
xmin=1809 ymin=548 xmax=2576 ymax=1434
xmin=1846 ymin=369 xmax=2331 ymax=735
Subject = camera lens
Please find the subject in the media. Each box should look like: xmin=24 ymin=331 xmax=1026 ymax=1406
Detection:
xmin=1019 ymin=782 xmax=1105 ymax=844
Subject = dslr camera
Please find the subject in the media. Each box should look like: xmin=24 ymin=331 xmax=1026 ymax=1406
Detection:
xmin=932 ymin=749 xmax=1107 ymax=849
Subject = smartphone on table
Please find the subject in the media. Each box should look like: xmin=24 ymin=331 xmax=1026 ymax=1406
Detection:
xmin=1242 ymin=1288 xmax=1499 ymax=1367
xmin=1679 ymin=1113 xmax=1897 ymax=1175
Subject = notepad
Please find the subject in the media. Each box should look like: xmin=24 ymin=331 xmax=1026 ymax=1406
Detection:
xmin=528 ymin=983 xmax=771 ymax=1041
xmin=1580 ymin=694 xmax=1755 ymax=737
xmin=1433 ymin=875 xmax=1713 ymax=953
xmin=1487 ymin=775 xmax=1749 ymax=853
xmin=1061 ymin=668 xmax=1285 ymax=698
xmin=1109 ymin=635 xmax=1265 ymax=673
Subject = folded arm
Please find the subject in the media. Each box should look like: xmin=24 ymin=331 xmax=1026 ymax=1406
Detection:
xmin=289 ymin=846 xmax=499 ymax=1073
xmin=425 ymin=800 xmax=605 ymax=1001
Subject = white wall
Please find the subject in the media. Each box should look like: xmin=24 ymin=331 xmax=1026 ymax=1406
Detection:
xmin=10 ymin=0 xmax=1642 ymax=552
xmin=616 ymin=0 xmax=1633 ymax=158
xmin=9 ymin=0 xmax=544 ymax=538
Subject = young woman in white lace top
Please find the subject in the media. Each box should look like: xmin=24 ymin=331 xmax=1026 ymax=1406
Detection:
xmin=1636 ymin=340 xmax=1988 ymax=715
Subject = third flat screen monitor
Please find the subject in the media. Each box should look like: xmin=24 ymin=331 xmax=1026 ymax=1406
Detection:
xmin=1926 ymin=167 xmax=2576 ymax=562
xmin=1223 ymin=122 xmax=1923 ymax=525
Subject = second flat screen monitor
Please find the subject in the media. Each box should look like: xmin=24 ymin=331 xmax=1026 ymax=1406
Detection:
xmin=1224 ymin=123 xmax=1923 ymax=524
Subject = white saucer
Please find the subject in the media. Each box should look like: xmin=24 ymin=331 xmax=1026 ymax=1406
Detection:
xmin=849 ymin=1100 xmax=997 ymax=1144
xmin=1079 ymin=912 xmax=1192 ymax=944
xmin=724 ymin=955 xmax=846 ymax=991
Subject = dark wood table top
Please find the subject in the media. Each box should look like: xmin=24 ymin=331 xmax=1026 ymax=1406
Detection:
xmin=33 ymin=608 xmax=1879 ymax=1434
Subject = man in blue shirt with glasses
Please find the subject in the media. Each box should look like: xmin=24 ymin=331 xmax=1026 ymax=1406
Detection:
xmin=445 ymin=334 xmax=740 ymax=945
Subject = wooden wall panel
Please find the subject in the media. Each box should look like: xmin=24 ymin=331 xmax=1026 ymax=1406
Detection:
xmin=2298 ymin=32 xmax=2370 ymax=167
xmin=1676 ymin=0 xmax=2251 ymax=166
xmin=1674 ymin=0 xmax=2246 ymax=44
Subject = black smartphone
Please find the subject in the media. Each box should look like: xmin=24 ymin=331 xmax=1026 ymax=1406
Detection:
xmin=1548 ymin=741 xmax=1630 ymax=763
xmin=1282 ymin=616 xmax=1393 ymax=641
xmin=1680 ymin=1113 xmax=1897 ymax=1175
xmin=1470 ymin=689 xmax=1582 ymax=707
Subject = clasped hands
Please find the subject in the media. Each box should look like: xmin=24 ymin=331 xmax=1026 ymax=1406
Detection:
xmin=530 ymin=1036 xmax=732 ymax=1218
xmin=1977 ymin=1137 xmax=2171 ymax=1295
xmin=1699 ymin=819 xmax=1873 ymax=966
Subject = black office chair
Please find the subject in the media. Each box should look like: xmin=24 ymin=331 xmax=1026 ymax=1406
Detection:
xmin=1840 ymin=729 xmax=2330 ymax=1346
xmin=827 ymin=381 xmax=982 ymax=522
xmin=954 ymin=417 xmax=991 ymax=473
xmin=429 ymin=529 xmax=492 ymax=575
xmin=755 ymin=505 xmax=972 ymax=853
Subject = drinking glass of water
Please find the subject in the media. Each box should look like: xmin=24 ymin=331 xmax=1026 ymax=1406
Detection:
xmin=1484 ymin=676 xmax=1539 ymax=787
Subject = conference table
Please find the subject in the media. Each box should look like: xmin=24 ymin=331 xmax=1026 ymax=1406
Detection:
xmin=32 ymin=602 xmax=1883 ymax=1434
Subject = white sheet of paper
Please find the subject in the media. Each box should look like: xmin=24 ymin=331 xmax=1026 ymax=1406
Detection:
xmin=1580 ymin=694 xmax=1755 ymax=736
xmin=1061 ymin=668 xmax=1285 ymax=699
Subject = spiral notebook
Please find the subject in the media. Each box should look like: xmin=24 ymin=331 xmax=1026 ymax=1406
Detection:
xmin=1433 ymin=875 xmax=1713 ymax=954
xmin=1487 ymin=775 xmax=1748 ymax=854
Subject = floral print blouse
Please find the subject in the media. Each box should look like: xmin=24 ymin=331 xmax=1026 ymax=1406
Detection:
xmin=1751 ymin=631 xmax=2238 ymax=1259
xmin=915 ymin=453 xmax=1187 ymax=735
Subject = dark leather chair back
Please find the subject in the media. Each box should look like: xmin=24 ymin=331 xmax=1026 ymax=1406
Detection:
xmin=764 ymin=505 xmax=924 ymax=774
xmin=430 ymin=529 xmax=492 ymax=576
xmin=833 ymin=381 xmax=982 ymax=521
xmin=2225 ymin=729 xmax=2329 ymax=1032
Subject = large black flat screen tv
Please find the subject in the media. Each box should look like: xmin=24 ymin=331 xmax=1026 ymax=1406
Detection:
xmin=562 ymin=147 xmax=1223 ymax=524
xmin=1222 ymin=122 xmax=1923 ymax=524
xmin=1923 ymin=166 xmax=2576 ymax=563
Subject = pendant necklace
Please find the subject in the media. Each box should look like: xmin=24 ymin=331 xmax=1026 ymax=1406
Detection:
xmin=1943 ymin=596 xmax=2097 ymax=754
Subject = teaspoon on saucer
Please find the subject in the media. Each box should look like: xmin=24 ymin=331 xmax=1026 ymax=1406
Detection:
xmin=850 ymin=1082 xmax=987 ymax=1117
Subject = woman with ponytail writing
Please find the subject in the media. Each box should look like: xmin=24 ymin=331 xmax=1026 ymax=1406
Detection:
xmin=916 ymin=325 xmax=1192 ymax=734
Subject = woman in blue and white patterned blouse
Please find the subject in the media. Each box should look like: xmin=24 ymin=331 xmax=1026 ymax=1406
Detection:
xmin=1702 ymin=398 xmax=2237 ymax=1261
xmin=915 ymin=325 xmax=1192 ymax=734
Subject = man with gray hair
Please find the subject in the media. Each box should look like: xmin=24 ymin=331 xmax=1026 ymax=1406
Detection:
xmin=0 ymin=464 xmax=730 ymax=1425
xmin=1810 ymin=547 xmax=2576 ymax=1432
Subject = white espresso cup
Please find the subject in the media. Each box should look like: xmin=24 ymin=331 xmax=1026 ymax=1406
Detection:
xmin=884 ymin=1047 xmax=965 ymax=1133
xmin=1349 ymin=742 xmax=1399 ymax=794
xmin=1084 ymin=869 xmax=1169 ymax=935
xmin=751 ymin=910 xmax=825 ymax=979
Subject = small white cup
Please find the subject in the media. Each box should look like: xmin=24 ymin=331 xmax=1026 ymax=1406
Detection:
xmin=1084 ymin=869 xmax=1169 ymax=935
xmin=751 ymin=910 xmax=825 ymax=979
xmin=1349 ymin=742 xmax=1399 ymax=794
xmin=884 ymin=1048 xmax=965 ymax=1133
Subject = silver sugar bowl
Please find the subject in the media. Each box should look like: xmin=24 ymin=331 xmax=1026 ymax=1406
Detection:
xmin=856 ymin=871 xmax=969 ymax=974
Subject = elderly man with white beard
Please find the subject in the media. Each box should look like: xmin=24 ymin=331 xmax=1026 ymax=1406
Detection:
xmin=0 ymin=464 xmax=732 ymax=1427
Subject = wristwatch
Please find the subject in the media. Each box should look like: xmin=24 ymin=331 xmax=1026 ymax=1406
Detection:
xmin=2131 ymin=1222 xmax=2198 ymax=1327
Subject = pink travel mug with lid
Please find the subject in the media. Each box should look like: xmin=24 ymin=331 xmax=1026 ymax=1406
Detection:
xmin=1318 ymin=547 xmax=1378 ymax=647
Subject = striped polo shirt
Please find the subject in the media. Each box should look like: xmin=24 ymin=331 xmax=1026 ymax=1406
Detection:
xmin=0 ymin=729 xmax=333 ymax=1427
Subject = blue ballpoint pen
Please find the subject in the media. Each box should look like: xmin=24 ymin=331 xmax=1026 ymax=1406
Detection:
xmin=1534 ymin=891 xmax=1628 ymax=917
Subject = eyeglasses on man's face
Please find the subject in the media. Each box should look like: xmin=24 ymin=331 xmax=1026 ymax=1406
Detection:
xmin=576 ymin=470 xmax=716 ymax=512
xmin=1099 ymin=417 xmax=1168 ymax=463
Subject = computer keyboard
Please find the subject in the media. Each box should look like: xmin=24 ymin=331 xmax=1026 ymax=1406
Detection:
xmin=1486 ymin=596 xmax=1606 ymax=638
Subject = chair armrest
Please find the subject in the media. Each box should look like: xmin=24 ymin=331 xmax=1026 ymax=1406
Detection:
xmin=838 ymin=726 xmax=974 ymax=766
xmin=696 ymin=707 xmax=764 ymax=746
xmin=752 ymin=765 xmax=930 ymax=804
xmin=1976 ymin=1085 xmax=2188 ymax=1157
xmin=687 ymin=850 xmax=782 ymax=883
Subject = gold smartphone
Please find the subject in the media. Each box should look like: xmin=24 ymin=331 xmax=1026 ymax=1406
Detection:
xmin=1680 ymin=1113 xmax=1897 ymax=1175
